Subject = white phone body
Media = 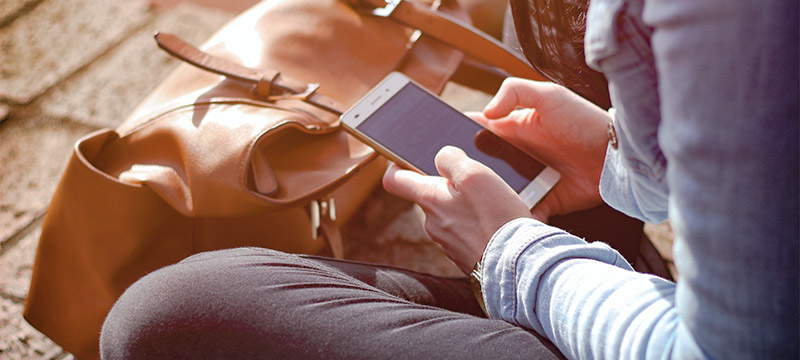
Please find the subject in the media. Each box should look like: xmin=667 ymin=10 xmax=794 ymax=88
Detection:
xmin=341 ymin=72 xmax=560 ymax=209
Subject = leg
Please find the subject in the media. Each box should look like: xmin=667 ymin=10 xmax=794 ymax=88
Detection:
xmin=100 ymin=247 xmax=564 ymax=359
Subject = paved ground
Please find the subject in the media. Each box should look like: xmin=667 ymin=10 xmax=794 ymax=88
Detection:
xmin=0 ymin=1 xmax=675 ymax=358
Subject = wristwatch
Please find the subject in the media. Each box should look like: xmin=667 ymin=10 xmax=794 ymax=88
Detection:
xmin=469 ymin=260 xmax=489 ymax=317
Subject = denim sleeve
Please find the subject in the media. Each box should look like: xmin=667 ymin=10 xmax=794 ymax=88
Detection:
xmin=587 ymin=0 xmax=670 ymax=224
xmin=482 ymin=219 xmax=694 ymax=359
xmin=599 ymin=128 xmax=669 ymax=224
xmin=483 ymin=0 xmax=798 ymax=359
xmin=642 ymin=0 xmax=799 ymax=357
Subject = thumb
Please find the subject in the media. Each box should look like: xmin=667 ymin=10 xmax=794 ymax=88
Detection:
xmin=383 ymin=163 xmax=447 ymax=206
xmin=483 ymin=77 xmax=557 ymax=119
xmin=434 ymin=146 xmax=507 ymax=192
xmin=465 ymin=111 xmax=493 ymax=128
xmin=466 ymin=109 xmax=534 ymax=146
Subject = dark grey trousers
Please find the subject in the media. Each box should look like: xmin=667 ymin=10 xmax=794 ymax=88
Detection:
xmin=100 ymin=247 xmax=564 ymax=359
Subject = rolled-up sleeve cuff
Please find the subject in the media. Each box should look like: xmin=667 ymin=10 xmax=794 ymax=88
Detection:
xmin=481 ymin=218 xmax=632 ymax=334
xmin=599 ymin=107 xmax=634 ymax=215
xmin=599 ymin=142 xmax=628 ymax=208
xmin=598 ymin=108 xmax=669 ymax=223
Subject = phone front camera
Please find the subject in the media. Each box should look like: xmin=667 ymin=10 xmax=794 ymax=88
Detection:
xmin=355 ymin=114 xmax=360 ymax=118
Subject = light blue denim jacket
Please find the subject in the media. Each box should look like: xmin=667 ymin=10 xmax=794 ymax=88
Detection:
xmin=482 ymin=0 xmax=799 ymax=358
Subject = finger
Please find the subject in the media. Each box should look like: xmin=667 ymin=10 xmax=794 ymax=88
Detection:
xmin=383 ymin=163 xmax=445 ymax=205
xmin=433 ymin=146 xmax=495 ymax=190
xmin=465 ymin=111 xmax=491 ymax=128
xmin=467 ymin=109 xmax=536 ymax=145
xmin=434 ymin=147 xmax=533 ymax=220
xmin=433 ymin=146 xmax=467 ymax=183
xmin=530 ymin=203 xmax=552 ymax=223
xmin=483 ymin=77 xmax=556 ymax=119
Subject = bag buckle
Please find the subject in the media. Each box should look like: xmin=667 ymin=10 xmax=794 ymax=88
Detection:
xmin=267 ymin=83 xmax=321 ymax=102
xmin=372 ymin=0 xmax=402 ymax=17
xmin=310 ymin=198 xmax=337 ymax=239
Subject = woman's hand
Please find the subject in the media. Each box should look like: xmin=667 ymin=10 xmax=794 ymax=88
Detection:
xmin=472 ymin=78 xmax=611 ymax=221
xmin=381 ymin=78 xmax=610 ymax=272
xmin=383 ymin=146 xmax=531 ymax=274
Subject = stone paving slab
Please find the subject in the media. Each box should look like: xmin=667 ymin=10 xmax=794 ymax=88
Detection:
xmin=0 ymin=0 xmax=150 ymax=104
xmin=150 ymin=0 xmax=257 ymax=13
xmin=376 ymin=205 xmax=431 ymax=245
xmin=343 ymin=186 xmax=462 ymax=277
xmin=441 ymin=81 xmax=492 ymax=112
xmin=0 ymin=104 xmax=8 ymax=124
xmin=0 ymin=225 xmax=40 ymax=301
xmin=42 ymin=3 xmax=234 ymax=128
xmin=0 ymin=111 xmax=93 ymax=245
xmin=360 ymin=205 xmax=461 ymax=277
xmin=0 ymin=297 xmax=67 ymax=359
xmin=0 ymin=0 xmax=41 ymax=26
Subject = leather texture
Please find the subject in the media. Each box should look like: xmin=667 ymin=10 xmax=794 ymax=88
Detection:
xmin=22 ymin=0 xmax=548 ymax=359
xmin=154 ymin=33 xmax=347 ymax=114
xmin=345 ymin=0 xmax=545 ymax=81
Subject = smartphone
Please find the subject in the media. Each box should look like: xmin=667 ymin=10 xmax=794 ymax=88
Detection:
xmin=341 ymin=72 xmax=560 ymax=209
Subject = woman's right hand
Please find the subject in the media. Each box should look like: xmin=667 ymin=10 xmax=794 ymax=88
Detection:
xmin=470 ymin=78 xmax=612 ymax=221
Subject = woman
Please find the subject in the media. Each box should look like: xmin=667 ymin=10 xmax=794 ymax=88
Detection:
xmin=100 ymin=0 xmax=798 ymax=358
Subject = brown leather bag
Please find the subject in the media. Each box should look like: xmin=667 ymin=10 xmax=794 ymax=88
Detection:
xmin=23 ymin=0 xmax=548 ymax=358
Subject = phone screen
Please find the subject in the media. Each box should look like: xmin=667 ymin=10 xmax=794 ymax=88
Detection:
xmin=355 ymin=83 xmax=546 ymax=193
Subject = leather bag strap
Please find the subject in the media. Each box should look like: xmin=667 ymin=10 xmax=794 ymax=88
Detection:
xmin=308 ymin=198 xmax=346 ymax=259
xmin=152 ymin=1 xmax=548 ymax=260
xmin=155 ymin=32 xmax=347 ymax=115
xmin=320 ymin=216 xmax=345 ymax=259
xmin=351 ymin=0 xmax=545 ymax=81
xmin=155 ymin=0 xmax=546 ymax=115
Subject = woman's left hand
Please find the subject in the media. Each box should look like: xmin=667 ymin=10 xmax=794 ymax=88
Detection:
xmin=382 ymin=146 xmax=532 ymax=274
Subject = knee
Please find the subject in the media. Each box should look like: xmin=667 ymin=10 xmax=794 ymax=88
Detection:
xmin=100 ymin=247 xmax=295 ymax=359
xmin=100 ymin=255 xmax=205 ymax=359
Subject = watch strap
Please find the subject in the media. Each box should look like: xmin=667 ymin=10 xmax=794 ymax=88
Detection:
xmin=469 ymin=261 xmax=489 ymax=317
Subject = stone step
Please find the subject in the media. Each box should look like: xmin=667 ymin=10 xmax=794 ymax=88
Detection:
xmin=41 ymin=3 xmax=234 ymax=128
xmin=0 ymin=295 xmax=67 ymax=360
xmin=0 ymin=111 xmax=92 ymax=245
xmin=0 ymin=0 xmax=150 ymax=104
xmin=0 ymin=0 xmax=42 ymax=26
xmin=0 ymin=223 xmax=40 ymax=302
